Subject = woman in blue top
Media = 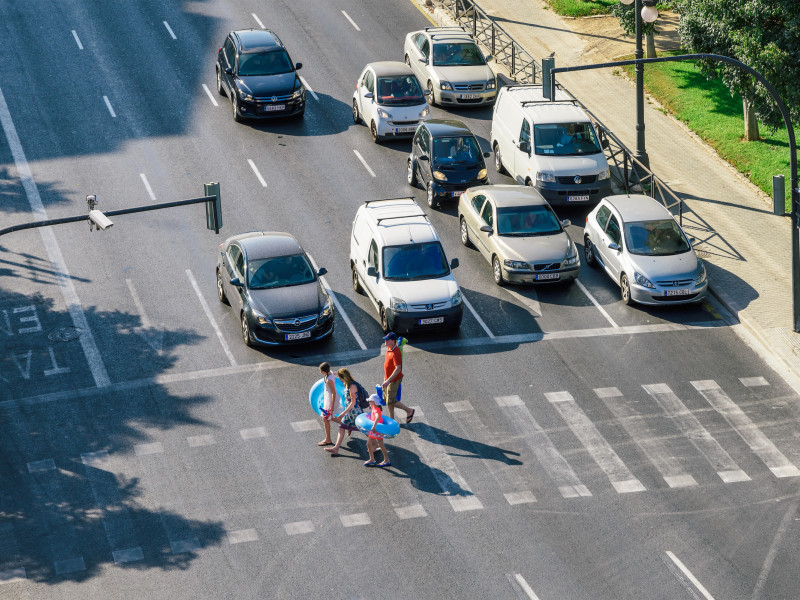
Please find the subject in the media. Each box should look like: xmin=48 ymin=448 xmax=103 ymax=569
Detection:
xmin=325 ymin=368 xmax=365 ymax=457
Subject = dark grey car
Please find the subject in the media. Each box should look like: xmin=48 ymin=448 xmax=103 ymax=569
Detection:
xmin=216 ymin=232 xmax=334 ymax=346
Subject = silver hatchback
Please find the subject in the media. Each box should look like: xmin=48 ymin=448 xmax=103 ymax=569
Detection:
xmin=583 ymin=195 xmax=707 ymax=305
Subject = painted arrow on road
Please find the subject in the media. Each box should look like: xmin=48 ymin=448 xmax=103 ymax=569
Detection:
xmin=126 ymin=279 xmax=164 ymax=354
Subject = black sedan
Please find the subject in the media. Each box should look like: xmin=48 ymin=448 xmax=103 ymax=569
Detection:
xmin=216 ymin=232 xmax=334 ymax=346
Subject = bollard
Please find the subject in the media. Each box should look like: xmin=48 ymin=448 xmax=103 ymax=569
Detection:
xmin=773 ymin=175 xmax=785 ymax=215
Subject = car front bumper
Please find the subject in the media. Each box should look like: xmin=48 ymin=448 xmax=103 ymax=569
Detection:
xmin=438 ymin=89 xmax=496 ymax=106
xmin=431 ymin=178 xmax=489 ymax=201
xmin=377 ymin=119 xmax=421 ymax=138
xmin=388 ymin=304 xmax=463 ymax=332
xmin=235 ymin=94 xmax=306 ymax=119
xmin=250 ymin=313 xmax=334 ymax=345
xmin=629 ymin=280 xmax=708 ymax=305
xmin=502 ymin=265 xmax=580 ymax=284
xmin=535 ymin=179 xmax=611 ymax=206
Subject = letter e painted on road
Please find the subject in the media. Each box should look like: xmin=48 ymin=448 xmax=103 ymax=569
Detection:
xmin=13 ymin=305 xmax=42 ymax=334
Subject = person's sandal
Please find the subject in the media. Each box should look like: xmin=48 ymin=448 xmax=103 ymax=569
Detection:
xmin=406 ymin=409 xmax=415 ymax=424
xmin=317 ymin=440 xmax=333 ymax=446
xmin=363 ymin=460 xmax=377 ymax=467
xmin=377 ymin=461 xmax=391 ymax=467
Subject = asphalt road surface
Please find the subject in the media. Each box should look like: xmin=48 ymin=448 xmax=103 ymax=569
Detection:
xmin=1 ymin=0 xmax=799 ymax=599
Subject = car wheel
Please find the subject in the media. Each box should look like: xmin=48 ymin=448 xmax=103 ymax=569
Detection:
xmin=427 ymin=81 xmax=436 ymax=106
xmin=405 ymin=54 xmax=411 ymax=68
xmin=380 ymin=306 xmax=390 ymax=333
xmin=241 ymin=312 xmax=253 ymax=346
xmin=352 ymin=99 xmax=360 ymax=124
xmin=584 ymin=235 xmax=597 ymax=267
xmin=460 ymin=217 xmax=472 ymax=248
xmin=494 ymin=143 xmax=506 ymax=175
xmin=492 ymin=255 xmax=506 ymax=286
xmin=407 ymin=158 xmax=417 ymax=187
xmin=231 ymin=96 xmax=243 ymax=123
xmin=370 ymin=121 xmax=381 ymax=143
xmin=620 ymin=273 xmax=633 ymax=305
xmin=216 ymin=69 xmax=225 ymax=97
xmin=525 ymin=178 xmax=534 ymax=187
xmin=216 ymin=268 xmax=229 ymax=305
xmin=426 ymin=180 xmax=436 ymax=208
xmin=352 ymin=265 xmax=363 ymax=294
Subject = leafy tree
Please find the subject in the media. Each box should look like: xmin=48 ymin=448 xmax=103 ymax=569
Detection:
xmin=610 ymin=1 xmax=672 ymax=59
xmin=678 ymin=0 xmax=800 ymax=141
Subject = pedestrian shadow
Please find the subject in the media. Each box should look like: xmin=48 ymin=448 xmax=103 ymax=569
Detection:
xmin=413 ymin=422 xmax=522 ymax=466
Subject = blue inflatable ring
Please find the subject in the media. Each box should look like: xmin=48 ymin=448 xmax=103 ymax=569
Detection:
xmin=355 ymin=412 xmax=401 ymax=439
xmin=309 ymin=377 xmax=346 ymax=417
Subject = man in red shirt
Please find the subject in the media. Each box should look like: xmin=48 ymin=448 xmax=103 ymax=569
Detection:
xmin=381 ymin=332 xmax=415 ymax=423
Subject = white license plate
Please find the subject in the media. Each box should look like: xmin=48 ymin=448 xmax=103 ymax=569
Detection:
xmin=265 ymin=104 xmax=285 ymax=111
xmin=451 ymin=191 xmax=464 ymax=197
xmin=536 ymin=273 xmax=560 ymax=281
xmin=418 ymin=317 xmax=445 ymax=325
xmin=286 ymin=331 xmax=312 ymax=340
xmin=394 ymin=126 xmax=416 ymax=133
xmin=459 ymin=94 xmax=481 ymax=99
xmin=665 ymin=289 xmax=690 ymax=296
xmin=568 ymin=195 xmax=590 ymax=202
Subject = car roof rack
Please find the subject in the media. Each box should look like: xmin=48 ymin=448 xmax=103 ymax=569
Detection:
xmin=364 ymin=196 xmax=417 ymax=205
xmin=424 ymin=26 xmax=468 ymax=33
xmin=363 ymin=197 xmax=428 ymax=225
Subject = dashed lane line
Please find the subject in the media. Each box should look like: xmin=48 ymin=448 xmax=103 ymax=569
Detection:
xmin=71 ymin=30 xmax=83 ymax=50
xmin=185 ymin=269 xmax=237 ymax=367
xmin=665 ymin=551 xmax=716 ymax=600
xmin=247 ymin=159 xmax=267 ymax=187
xmin=103 ymin=95 xmax=116 ymax=118
xmin=139 ymin=173 xmax=156 ymax=200
xmin=251 ymin=13 xmax=265 ymax=29
xmin=575 ymin=279 xmax=618 ymax=328
xmin=341 ymin=11 xmax=361 ymax=31
xmin=298 ymin=76 xmax=318 ymax=101
xmin=202 ymin=84 xmax=219 ymax=106
xmin=509 ymin=574 xmax=541 ymax=600
xmin=353 ymin=149 xmax=375 ymax=177
xmin=163 ymin=21 xmax=177 ymax=40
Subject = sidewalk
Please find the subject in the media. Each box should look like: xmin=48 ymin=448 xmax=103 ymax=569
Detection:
xmin=421 ymin=0 xmax=800 ymax=386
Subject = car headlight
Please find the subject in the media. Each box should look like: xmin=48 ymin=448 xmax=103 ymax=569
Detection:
xmin=253 ymin=311 xmax=272 ymax=326
xmin=536 ymin=171 xmax=556 ymax=183
xmin=291 ymin=88 xmax=303 ymax=99
xmin=696 ymin=261 xmax=707 ymax=285
xmin=486 ymin=78 xmax=496 ymax=90
xmin=320 ymin=297 xmax=333 ymax=318
xmin=597 ymin=169 xmax=610 ymax=181
xmin=504 ymin=259 xmax=530 ymax=270
xmin=377 ymin=107 xmax=391 ymax=119
xmin=451 ymin=290 xmax=462 ymax=306
xmin=238 ymin=89 xmax=255 ymax=102
xmin=420 ymin=106 xmax=430 ymax=118
xmin=563 ymin=243 xmax=579 ymax=267
xmin=432 ymin=170 xmax=447 ymax=181
xmin=633 ymin=271 xmax=655 ymax=289
xmin=477 ymin=168 xmax=487 ymax=180
xmin=440 ymin=81 xmax=452 ymax=91
xmin=390 ymin=297 xmax=407 ymax=312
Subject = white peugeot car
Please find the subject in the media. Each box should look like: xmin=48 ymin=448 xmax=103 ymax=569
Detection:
xmin=352 ymin=62 xmax=430 ymax=143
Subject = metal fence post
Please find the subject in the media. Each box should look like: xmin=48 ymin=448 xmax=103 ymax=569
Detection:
xmin=491 ymin=25 xmax=495 ymax=57
xmin=774 ymin=175 xmax=786 ymax=215
xmin=511 ymin=44 xmax=516 ymax=77
xmin=473 ymin=6 xmax=477 ymax=36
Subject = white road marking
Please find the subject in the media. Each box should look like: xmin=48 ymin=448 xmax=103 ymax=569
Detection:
xmin=340 ymin=513 xmax=371 ymax=527
xmin=103 ymin=95 xmax=117 ymax=118
xmin=284 ymin=521 xmax=314 ymax=535
xmin=394 ymin=504 xmax=427 ymax=519
xmin=134 ymin=442 xmax=163 ymax=456
xmin=307 ymin=255 xmax=366 ymax=350
xmin=291 ymin=420 xmax=320 ymax=432
xmin=202 ymin=84 xmax=219 ymax=106
xmin=511 ymin=573 xmax=541 ymax=600
xmin=691 ymin=380 xmax=800 ymax=478
xmin=505 ymin=491 xmax=537 ymax=505
xmin=126 ymin=278 xmax=164 ymax=353
xmin=341 ymin=10 xmax=361 ymax=31
xmin=163 ymin=21 xmax=177 ymax=40
xmin=444 ymin=400 xmax=473 ymax=412
xmin=187 ymin=434 xmax=215 ymax=447
xmin=139 ymin=173 xmax=156 ymax=200
xmin=644 ymin=383 xmax=750 ymax=483
xmin=27 ymin=458 xmax=55 ymax=473
xmin=0 ymin=568 xmax=26 ymax=584
xmin=665 ymin=551 xmax=716 ymax=600
xmin=495 ymin=395 xmax=524 ymax=407
xmin=595 ymin=387 xmax=698 ymax=488
xmin=740 ymin=376 xmax=769 ymax=387
xmin=503 ymin=286 xmax=541 ymax=317
xmin=170 ymin=538 xmax=200 ymax=553
xmin=0 ymin=83 xmax=110 ymax=388
xmin=461 ymin=294 xmax=495 ymax=338
xmin=227 ymin=528 xmax=259 ymax=544
xmin=575 ymin=279 xmax=618 ymax=328
xmin=546 ymin=391 xmax=646 ymax=493
xmin=352 ymin=149 xmax=375 ymax=177
xmin=251 ymin=13 xmax=265 ymax=29
xmin=298 ymin=76 xmax=318 ymax=101
xmin=71 ymin=30 xmax=83 ymax=50
xmin=752 ymin=496 xmax=800 ymax=600
xmin=185 ymin=269 xmax=237 ymax=367
xmin=247 ymin=158 xmax=267 ymax=187
xmin=240 ymin=426 xmax=267 ymax=440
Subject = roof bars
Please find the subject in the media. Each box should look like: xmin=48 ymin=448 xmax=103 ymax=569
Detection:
xmin=424 ymin=26 xmax=468 ymax=33
xmin=364 ymin=196 xmax=417 ymax=205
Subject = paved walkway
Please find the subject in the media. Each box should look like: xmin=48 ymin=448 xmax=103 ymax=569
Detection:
xmin=419 ymin=0 xmax=800 ymax=385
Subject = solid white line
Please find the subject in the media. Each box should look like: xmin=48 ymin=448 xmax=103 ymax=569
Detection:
xmin=503 ymin=286 xmax=541 ymax=317
xmin=752 ymin=497 xmax=800 ymax=600
xmin=665 ymin=551 xmax=716 ymax=600
xmin=185 ymin=269 xmax=237 ymax=367
xmin=575 ymin=279 xmax=618 ymax=328
xmin=0 ymin=83 xmax=110 ymax=388
xmin=297 ymin=76 xmax=318 ymax=101
xmin=71 ymin=30 xmax=83 ymax=50
xmin=139 ymin=173 xmax=156 ymax=201
xmin=103 ymin=95 xmax=117 ymax=118
xmin=307 ymin=255 xmax=366 ymax=350
xmin=163 ymin=21 xmax=177 ymax=40
xmin=461 ymin=295 xmax=494 ymax=338
xmin=247 ymin=159 xmax=267 ymax=187
xmin=202 ymin=84 xmax=218 ymax=106
xmin=352 ymin=150 xmax=375 ymax=177
xmin=513 ymin=574 xmax=541 ymax=600
xmin=126 ymin=279 xmax=151 ymax=328
xmin=341 ymin=10 xmax=361 ymax=31
xmin=251 ymin=13 xmax=265 ymax=29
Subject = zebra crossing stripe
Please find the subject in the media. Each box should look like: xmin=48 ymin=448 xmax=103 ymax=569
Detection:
xmin=691 ymin=380 xmax=800 ymax=478
xmin=546 ymin=391 xmax=646 ymax=494
xmin=643 ymin=384 xmax=750 ymax=483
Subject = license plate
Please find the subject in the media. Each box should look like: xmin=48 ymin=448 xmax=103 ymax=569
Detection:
xmin=535 ymin=273 xmax=560 ymax=281
xmin=265 ymin=104 xmax=285 ymax=112
xmin=451 ymin=191 xmax=464 ymax=197
xmin=459 ymin=94 xmax=481 ymax=99
xmin=394 ymin=126 xmax=416 ymax=133
xmin=419 ymin=317 xmax=445 ymax=325
xmin=665 ymin=289 xmax=690 ymax=296
xmin=286 ymin=331 xmax=312 ymax=340
xmin=568 ymin=195 xmax=590 ymax=202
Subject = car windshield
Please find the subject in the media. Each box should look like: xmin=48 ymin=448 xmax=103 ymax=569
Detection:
xmin=496 ymin=205 xmax=562 ymax=236
xmin=432 ymin=136 xmax=481 ymax=164
xmin=533 ymin=122 xmax=602 ymax=156
xmin=238 ymin=50 xmax=293 ymax=76
xmin=383 ymin=242 xmax=449 ymax=281
xmin=431 ymin=42 xmax=485 ymax=66
xmin=247 ymin=254 xmax=316 ymax=289
xmin=624 ymin=219 xmax=692 ymax=256
xmin=376 ymin=76 xmax=425 ymax=106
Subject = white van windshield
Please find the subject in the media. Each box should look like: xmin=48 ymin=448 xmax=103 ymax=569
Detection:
xmin=533 ymin=122 xmax=602 ymax=156
xmin=383 ymin=242 xmax=449 ymax=281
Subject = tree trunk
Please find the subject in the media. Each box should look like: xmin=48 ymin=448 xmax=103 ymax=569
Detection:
xmin=645 ymin=32 xmax=656 ymax=59
xmin=743 ymin=97 xmax=760 ymax=141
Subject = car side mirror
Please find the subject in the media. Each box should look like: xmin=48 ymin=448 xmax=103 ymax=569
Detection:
xmin=450 ymin=258 xmax=459 ymax=269
xmin=608 ymin=242 xmax=620 ymax=252
xmin=480 ymin=225 xmax=493 ymax=234
xmin=688 ymin=237 xmax=696 ymax=246
xmin=418 ymin=154 xmax=429 ymax=162
xmin=419 ymin=58 xmax=428 ymax=65
xmin=483 ymin=151 xmax=491 ymax=158
xmin=367 ymin=266 xmax=377 ymax=277
xmin=519 ymin=141 xmax=531 ymax=154
xmin=601 ymin=137 xmax=609 ymax=149
xmin=317 ymin=267 xmax=327 ymax=277
xmin=230 ymin=277 xmax=243 ymax=287
xmin=424 ymin=89 xmax=432 ymax=96
xmin=225 ymin=67 xmax=233 ymax=75
xmin=484 ymin=54 xmax=494 ymax=62
xmin=295 ymin=62 xmax=303 ymax=70
xmin=561 ymin=219 xmax=571 ymax=228
xmin=364 ymin=92 xmax=373 ymax=99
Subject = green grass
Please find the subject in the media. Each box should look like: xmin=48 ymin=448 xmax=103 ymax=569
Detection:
xmin=622 ymin=51 xmax=793 ymax=210
xmin=544 ymin=0 xmax=615 ymax=18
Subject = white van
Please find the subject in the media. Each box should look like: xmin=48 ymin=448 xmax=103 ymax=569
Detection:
xmin=350 ymin=198 xmax=463 ymax=333
xmin=491 ymin=85 xmax=611 ymax=206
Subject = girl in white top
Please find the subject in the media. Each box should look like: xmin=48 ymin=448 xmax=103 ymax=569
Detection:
xmin=318 ymin=362 xmax=337 ymax=446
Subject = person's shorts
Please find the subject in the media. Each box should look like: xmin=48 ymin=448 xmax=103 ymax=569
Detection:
xmin=386 ymin=380 xmax=402 ymax=405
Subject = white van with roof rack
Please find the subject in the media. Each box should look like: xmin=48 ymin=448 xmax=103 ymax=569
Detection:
xmin=350 ymin=197 xmax=463 ymax=333
xmin=491 ymin=84 xmax=611 ymax=206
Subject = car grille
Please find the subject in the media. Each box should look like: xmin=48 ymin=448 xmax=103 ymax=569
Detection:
xmin=409 ymin=301 xmax=448 ymax=311
xmin=255 ymin=92 xmax=294 ymax=103
xmin=453 ymin=83 xmax=485 ymax=91
xmin=391 ymin=120 xmax=418 ymax=126
xmin=556 ymin=175 xmax=597 ymax=185
xmin=532 ymin=262 xmax=560 ymax=272
xmin=655 ymin=278 xmax=695 ymax=287
xmin=274 ymin=314 xmax=318 ymax=332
